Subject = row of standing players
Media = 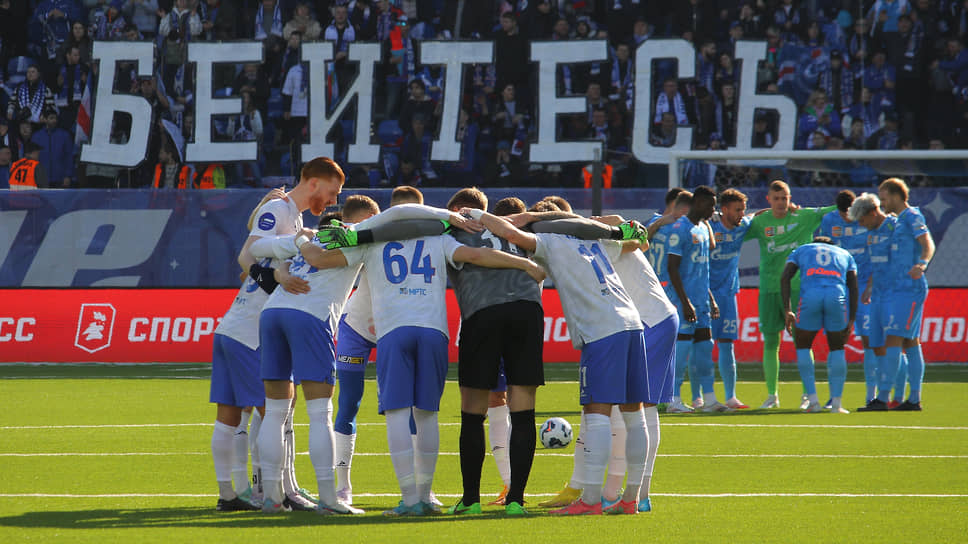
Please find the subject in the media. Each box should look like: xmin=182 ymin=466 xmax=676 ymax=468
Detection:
xmin=207 ymin=157 xmax=934 ymax=517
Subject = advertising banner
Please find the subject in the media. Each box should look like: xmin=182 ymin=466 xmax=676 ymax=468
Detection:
xmin=1 ymin=288 xmax=964 ymax=364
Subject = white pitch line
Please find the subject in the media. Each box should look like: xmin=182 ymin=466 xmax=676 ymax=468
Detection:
xmin=0 ymin=492 xmax=964 ymax=499
xmin=4 ymin=422 xmax=966 ymax=431
xmin=1 ymin=452 xmax=964 ymax=459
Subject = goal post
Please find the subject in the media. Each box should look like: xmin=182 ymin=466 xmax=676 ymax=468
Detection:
xmin=668 ymin=150 xmax=968 ymax=189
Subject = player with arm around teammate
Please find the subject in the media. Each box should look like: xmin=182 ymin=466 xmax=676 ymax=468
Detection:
xmin=781 ymin=237 xmax=858 ymax=413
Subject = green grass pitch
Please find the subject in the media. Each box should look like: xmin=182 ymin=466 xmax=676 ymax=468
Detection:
xmin=1 ymin=363 xmax=966 ymax=543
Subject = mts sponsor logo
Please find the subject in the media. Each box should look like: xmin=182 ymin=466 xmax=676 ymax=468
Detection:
xmin=0 ymin=317 xmax=36 ymax=342
xmin=127 ymin=317 xmax=223 ymax=343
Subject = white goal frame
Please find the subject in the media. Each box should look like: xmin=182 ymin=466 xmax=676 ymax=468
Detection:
xmin=667 ymin=150 xmax=968 ymax=189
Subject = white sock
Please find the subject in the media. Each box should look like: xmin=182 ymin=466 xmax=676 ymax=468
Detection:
xmin=257 ymin=398 xmax=290 ymax=503
xmin=282 ymin=398 xmax=300 ymax=496
xmin=334 ymin=431 xmax=356 ymax=492
xmin=808 ymin=393 xmax=819 ymax=404
xmin=643 ymin=406 xmax=660 ymax=497
xmin=702 ymin=392 xmax=719 ymax=406
xmin=487 ymin=405 xmax=511 ymax=486
xmin=212 ymin=421 xmax=237 ymax=500
xmin=249 ymin=410 xmax=262 ymax=493
xmin=412 ymin=408 xmax=439 ymax=504
xmin=232 ymin=412 xmax=251 ymax=493
xmin=621 ymin=409 xmax=648 ymax=503
xmin=386 ymin=408 xmax=419 ymax=506
xmin=306 ymin=398 xmax=336 ymax=506
xmin=567 ymin=412 xmax=586 ymax=489
xmin=604 ymin=406 xmax=626 ymax=501
xmin=578 ymin=412 xmax=611 ymax=504
xmin=831 ymin=396 xmax=843 ymax=410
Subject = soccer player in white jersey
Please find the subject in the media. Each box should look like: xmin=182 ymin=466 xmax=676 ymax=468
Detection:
xmin=315 ymin=187 xmax=545 ymax=516
xmin=209 ymin=189 xmax=291 ymax=512
xmin=253 ymin=196 xmax=381 ymax=514
xmin=474 ymin=210 xmax=651 ymax=516
xmin=241 ymin=157 xmax=345 ymax=511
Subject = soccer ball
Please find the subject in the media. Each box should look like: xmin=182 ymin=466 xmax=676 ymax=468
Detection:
xmin=539 ymin=417 xmax=573 ymax=449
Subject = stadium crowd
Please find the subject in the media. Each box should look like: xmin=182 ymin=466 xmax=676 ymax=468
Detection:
xmin=1 ymin=0 xmax=968 ymax=189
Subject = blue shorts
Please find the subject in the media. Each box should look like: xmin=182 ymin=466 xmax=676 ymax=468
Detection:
xmin=579 ymin=329 xmax=650 ymax=405
xmin=260 ymin=308 xmax=337 ymax=384
xmin=670 ymin=290 xmax=711 ymax=335
xmin=885 ymin=289 xmax=928 ymax=340
xmin=335 ymin=316 xmax=376 ymax=374
xmin=795 ymin=287 xmax=848 ymax=332
xmin=210 ymin=334 xmax=264 ymax=407
xmin=376 ymin=326 xmax=449 ymax=413
xmin=644 ymin=315 xmax=678 ymax=404
xmin=856 ymin=300 xmax=871 ymax=337
xmin=711 ymin=291 xmax=739 ymax=340
xmin=868 ymin=297 xmax=889 ymax=348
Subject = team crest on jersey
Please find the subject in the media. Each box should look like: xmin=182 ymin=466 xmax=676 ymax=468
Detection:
xmin=715 ymin=232 xmax=724 ymax=242
xmin=691 ymin=233 xmax=701 ymax=244
xmin=765 ymin=226 xmax=775 ymax=237
xmin=845 ymin=226 xmax=854 ymax=236
xmin=74 ymin=303 xmax=116 ymax=353
xmin=832 ymin=226 xmax=843 ymax=237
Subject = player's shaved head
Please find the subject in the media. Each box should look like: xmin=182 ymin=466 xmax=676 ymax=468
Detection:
xmin=390 ymin=185 xmax=423 ymax=206
xmin=769 ymin=180 xmax=790 ymax=194
xmin=300 ymin=156 xmax=345 ymax=185
xmin=836 ymin=190 xmax=856 ymax=213
xmin=542 ymin=195 xmax=572 ymax=212
xmin=529 ymin=200 xmax=560 ymax=212
xmin=879 ymin=178 xmax=909 ymax=202
xmin=447 ymin=187 xmax=488 ymax=211
xmin=342 ymin=195 xmax=380 ymax=222
xmin=494 ymin=197 xmax=526 ymax=216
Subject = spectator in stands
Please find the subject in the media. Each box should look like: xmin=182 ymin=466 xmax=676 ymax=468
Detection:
xmin=401 ymin=112 xmax=435 ymax=181
xmin=808 ymin=130 xmax=828 ymax=150
xmin=773 ymin=0 xmax=802 ymax=42
xmin=31 ymin=108 xmax=73 ymax=188
xmin=631 ymin=16 xmax=655 ymax=46
xmin=62 ymin=21 xmax=92 ymax=66
xmin=89 ymin=0 xmax=127 ymax=41
xmin=697 ymin=40 xmax=717 ymax=94
xmin=350 ymin=0 xmax=377 ymax=41
xmin=233 ymin=63 xmax=269 ymax=118
xmin=845 ymin=87 xmax=887 ymax=139
xmin=715 ymin=52 xmax=738 ymax=92
xmin=158 ymin=0 xmax=201 ymax=97
xmin=8 ymin=142 xmax=48 ymax=190
xmin=384 ymin=14 xmax=415 ymax=119
xmin=138 ymin=74 xmax=170 ymax=123
xmin=7 ymin=65 xmax=56 ymax=124
xmin=867 ymin=110 xmax=900 ymax=149
xmin=11 ymin=117 xmax=35 ymax=160
xmin=0 ymin=118 xmax=12 ymax=154
xmin=228 ymin=90 xmax=264 ymax=186
xmin=694 ymin=85 xmax=720 ymax=146
xmin=880 ymin=15 xmax=923 ymax=117
xmin=676 ymin=0 xmax=715 ymax=43
xmin=752 ymin=111 xmax=776 ymax=147
xmin=275 ymin=30 xmax=302 ymax=89
xmin=585 ymin=82 xmax=607 ymax=122
xmin=0 ymin=146 xmax=11 ymax=188
xmin=495 ymin=12 xmax=530 ymax=105
xmin=717 ymin=81 xmax=738 ymax=146
xmin=654 ymin=78 xmax=689 ymax=127
xmin=864 ymin=49 xmax=897 ymax=105
xmin=123 ymin=0 xmax=159 ymax=39
xmin=797 ymin=90 xmax=842 ymax=149
xmin=199 ymin=0 xmax=240 ymax=42
xmin=720 ymin=21 xmax=745 ymax=56
xmin=868 ymin=0 xmax=911 ymax=34
xmin=736 ymin=3 xmax=762 ymax=39
xmin=281 ymin=60 xmax=309 ymax=157
xmin=398 ymin=78 xmax=436 ymax=134
xmin=844 ymin=117 xmax=868 ymax=148
xmin=55 ymin=45 xmax=87 ymax=130
xmin=325 ymin=2 xmax=356 ymax=98
xmin=492 ymin=82 xmax=528 ymax=179
xmin=31 ymin=1 xmax=81 ymax=61
xmin=528 ymin=0 xmax=556 ymax=40
xmin=285 ymin=2 xmax=322 ymax=41
xmin=651 ymin=111 xmax=678 ymax=146
xmin=848 ymin=18 xmax=871 ymax=65
xmin=609 ymin=43 xmax=633 ymax=104
xmin=818 ymin=50 xmax=853 ymax=114
xmin=254 ymin=0 xmax=284 ymax=41
xmin=588 ymin=107 xmax=617 ymax=148
xmin=936 ymin=37 xmax=968 ymax=88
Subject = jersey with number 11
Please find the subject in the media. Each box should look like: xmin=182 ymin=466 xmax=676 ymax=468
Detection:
xmin=361 ymin=236 xmax=464 ymax=340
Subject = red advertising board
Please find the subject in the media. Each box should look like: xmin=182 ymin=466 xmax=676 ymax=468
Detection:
xmin=1 ymin=289 xmax=966 ymax=363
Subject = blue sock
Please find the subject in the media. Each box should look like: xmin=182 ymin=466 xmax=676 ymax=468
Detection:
xmin=688 ymin=342 xmax=702 ymax=401
xmin=693 ymin=339 xmax=715 ymax=394
xmin=878 ymin=347 xmax=903 ymax=403
xmin=862 ymin=348 xmax=877 ymax=402
xmin=894 ymin=353 xmax=909 ymax=402
xmin=674 ymin=340 xmax=692 ymax=398
xmin=875 ymin=353 xmax=886 ymax=398
xmin=905 ymin=346 xmax=925 ymax=403
xmin=334 ymin=370 xmax=365 ymax=435
xmin=718 ymin=342 xmax=737 ymax=399
xmin=796 ymin=348 xmax=816 ymax=396
xmin=827 ymin=349 xmax=847 ymax=398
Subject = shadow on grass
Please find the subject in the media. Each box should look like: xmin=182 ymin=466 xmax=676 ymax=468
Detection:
xmin=0 ymin=507 xmax=535 ymax=529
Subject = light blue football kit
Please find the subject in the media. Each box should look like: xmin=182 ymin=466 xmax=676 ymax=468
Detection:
xmin=709 ymin=215 xmax=752 ymax=400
